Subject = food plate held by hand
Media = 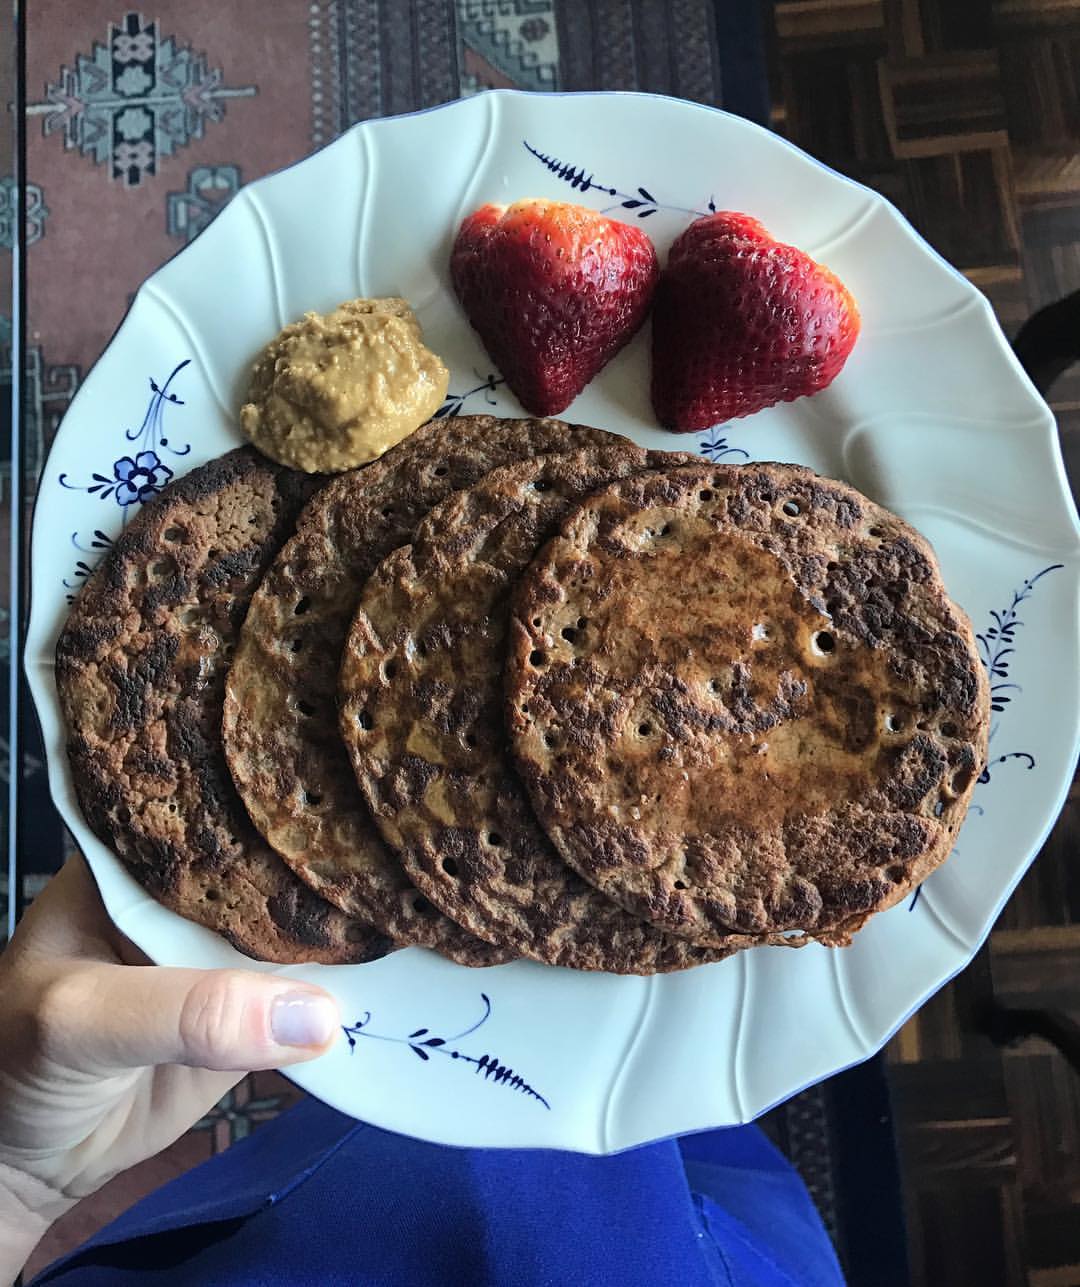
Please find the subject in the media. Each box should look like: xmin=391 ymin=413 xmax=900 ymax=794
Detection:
xmin=27 ymin=91 xmax=1080 ymax=1152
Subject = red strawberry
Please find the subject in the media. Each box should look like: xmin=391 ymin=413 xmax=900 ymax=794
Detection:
xmin=651 ymin=212 xmax=861 ymax=431
xmin=451 ymin=199 xmax=659 ymax=416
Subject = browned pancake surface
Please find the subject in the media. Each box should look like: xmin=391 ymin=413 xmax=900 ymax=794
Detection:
xmin=338 ymin=448 xmax=735 ymax=973
xmin=223 ymin=415 xmax=623 ymax=963
xmin=56 ymin=447 xmax=393 ymax=965
xmin=506 ymin=463 xmax=990 ymax=946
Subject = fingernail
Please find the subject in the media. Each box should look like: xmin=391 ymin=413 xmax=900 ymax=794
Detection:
xmin=270 ymin=991 xmax=339 ymax=1048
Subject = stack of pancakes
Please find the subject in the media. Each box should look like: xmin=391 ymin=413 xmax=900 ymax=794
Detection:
xmin=57 ymin=416 xmax=990 ymax=973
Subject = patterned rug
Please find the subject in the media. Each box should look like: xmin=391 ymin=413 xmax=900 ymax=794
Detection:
xmin=3 ymin=0 xmax=769 ymax=895
xmin=0 ymin=4 xmax=852 ymax=1278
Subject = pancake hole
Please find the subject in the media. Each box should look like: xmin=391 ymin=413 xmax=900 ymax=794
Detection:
xmin=532 ymin=617 xmax=542 ymax=627
xmin=357 ymin=710 xmax=374 ymax=730
xmin=532 ymin=479 xmax=551 ymax=492
xmin=305 ymin=791 xmax=323 ymax=806
xmin=577 ymin=616 xmax=588 ymax=628
xmin=205 ymin=888 xmax=221 ymax=902
xmin=674 ymin=880 xmax=687 ymax=890
xmin=529 ymin=650 xmax=547 ymax=667
xmin=811 ymin=630 xmax=835 ymax=655
xmin=464 ymin=731 xmax=478 ymax=749
xmin=941 ymin=721 xmax=958 ymax=738
xmin=487 ymin=832 xmax=504 ymax=846
xmin=416 ymin=639 xmax=428 ymax=658
xmin=826 ymin=561 xmax=838 ymax=571
xmin=826 ymin=598 xmax=842 ymax=617
xmin=296 ymin=699 xmax=316 ymax=717
xmin=168 ymin=803 xmax=177 ymax=813
xmin=561 ymin=626 xmax=577 ymax=643
xmin=163 ymin=525 xmax=186 ymax=542
xmin=383 ymin=659 xmax=397 ymax=680
xmin=294 ymin=597 xmax=311 ymax=616
xmin=638 ymin=721 xmax=653 ymax=737
xmin=520 ymin=703 xmax=530 ymax=714
xmin=248 ymin=514 xmax=257 ymax=524
xmin=659 ymin=523 xmax=672 ymax=536
xmin=868 ymin=526 xmax=884 ymax=538
xmin=116 ymin=806 xmax=131 ymax=824
xmin=884 ymin=713 xmax=903 ymax=733
xmin=712 ymin=475 xmax=724 ymax=487
xmin=887 ymin=865 xmax=906 ymax=883
xmin=699 ymin=489 xmax=713 ymax=501
xmin=433 ymin=465 xmax=449 ymax=477
xmin=413 ymin=897 xmax=434 ymax=916
xmin=442 ymin=857 xmax=458 ymax=877
xmin=543 ymin=730 xmax=557 ymax=748
xmin=952 ymin=768 xmax=974 ymax=794
xmin=208 ymin=548 xmax=221 ymax=560
xmin=291 ymin=638 xmax=303 ymax=653
xmin=708 ymin=679 xmax=722 ymax=694
xmin=933 ymin=799 xmax=945 ymax=818
xmin=381 ymin=507 xmax=394 ymax=518
xmin=782 ymin=499 xmax=801 ymax=517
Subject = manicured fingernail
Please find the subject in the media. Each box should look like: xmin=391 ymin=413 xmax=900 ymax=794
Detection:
xmin=270 ymin=991 xmax=338 ymax=1048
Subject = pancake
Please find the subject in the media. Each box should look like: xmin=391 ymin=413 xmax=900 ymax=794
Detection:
xmin=223 ymin=414 xmax=624 ymax=963
xmin=505 ymin=462 xmax=990 ymax=947
xmin=338 ymin=448 xmax=736 ymax=973
xmin=56 ymin=447 xmax=393 ymax=965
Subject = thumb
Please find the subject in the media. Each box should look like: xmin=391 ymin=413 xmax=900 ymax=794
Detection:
xmin=38 ymin=964 xmax=341 ymax=1073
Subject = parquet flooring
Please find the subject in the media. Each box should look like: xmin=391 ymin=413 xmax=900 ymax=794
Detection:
xmin=768 ymin=2 xmax=1080 ymax=1282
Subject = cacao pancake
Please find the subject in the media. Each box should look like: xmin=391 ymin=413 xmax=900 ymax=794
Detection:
xmin=505 ymin=462 xmax=990 ymax=947
xmin=56 ymin=447 xmax=393 ymax=965
xmin=223 ymin=414 xmax=624 ymax=964
xmin=338 ymin=448 xmax=737 ymax=973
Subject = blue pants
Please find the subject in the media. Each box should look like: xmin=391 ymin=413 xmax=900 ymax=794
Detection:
xmin=31 ymin=1097 xmax=844 ymax=1286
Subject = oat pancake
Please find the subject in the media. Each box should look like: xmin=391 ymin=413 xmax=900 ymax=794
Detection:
xmin=338 ymin=449 xmax=735 ymax=973
xmin=56 ymin=447 xmax=393 ymax=965
xmin=506 ymin=463 xmax=990 ymax=947
xmin=223 ymin=415 xmax=623 ymax=962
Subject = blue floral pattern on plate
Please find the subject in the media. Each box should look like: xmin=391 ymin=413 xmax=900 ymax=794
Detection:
xmin=524 ymin=140 xmax=713 ymax=219
xmin=434 ymin=372 xmax=506 ymax=420
xmin=59 ymin=357 xmax=192 ymax=505
xmin=909 ymin=562 xmax=1063 ymax=910
xmin=61 ymin=358 xmax=192 ymax=599
xmin=343 ymin=993 xmax=550 ymax=1110
xmin=698 ymin=430 xmax=749 ymax=462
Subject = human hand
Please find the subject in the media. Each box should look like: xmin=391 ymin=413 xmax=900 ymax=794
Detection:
xmin=0 ymin=855 xmax=340 ymax=1283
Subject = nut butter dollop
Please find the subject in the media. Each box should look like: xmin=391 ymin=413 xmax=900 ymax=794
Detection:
xmin=240 ymin=297 xmax=450 ymax=473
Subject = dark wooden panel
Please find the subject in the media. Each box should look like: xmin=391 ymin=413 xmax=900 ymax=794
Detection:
xmin=879 ymin=51 xmax=1007 ymax=157
xmin=911 ymin=1185 xmax=1017 ymax=1286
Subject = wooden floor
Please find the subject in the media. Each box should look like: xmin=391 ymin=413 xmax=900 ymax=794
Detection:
xmin=768 ymin=2 xmax=1080 ymax=1283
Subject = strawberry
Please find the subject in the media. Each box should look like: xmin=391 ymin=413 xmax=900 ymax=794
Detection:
xmin=651 ymin=212 xmax=860 ymax=431
xmin=451 ymin=199 xmax=659 ymax=416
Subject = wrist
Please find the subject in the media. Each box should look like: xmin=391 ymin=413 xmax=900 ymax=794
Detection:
xmin=0 ymin=1163 xmax=75 ymax=1285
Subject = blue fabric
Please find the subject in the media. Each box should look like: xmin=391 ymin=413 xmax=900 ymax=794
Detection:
xmin=31 ymin=1099 xmax=844 ymax=1286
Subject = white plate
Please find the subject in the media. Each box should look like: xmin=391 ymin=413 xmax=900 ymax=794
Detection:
xmin=26 ymin=91 xmax=1080 ymax=1152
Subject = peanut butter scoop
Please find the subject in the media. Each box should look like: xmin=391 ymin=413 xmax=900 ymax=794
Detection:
xmin=240 ymin=297 xmax=449 ymax=473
